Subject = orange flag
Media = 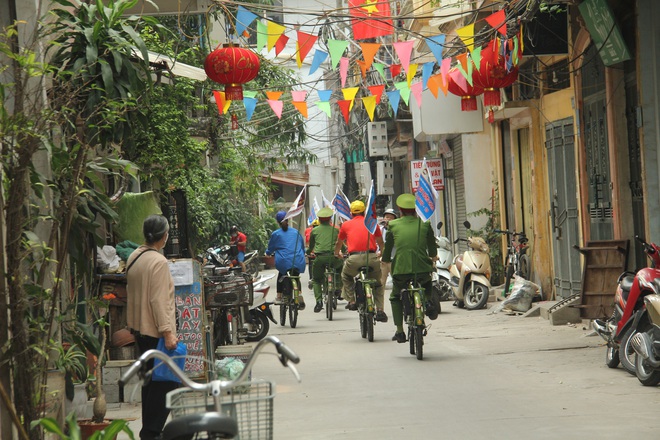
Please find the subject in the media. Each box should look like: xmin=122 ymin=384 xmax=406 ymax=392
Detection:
xmin=265 ymin=91 xmax=283 ymax=101
xmin=360 ymin=42 xmax=381 ymax=70
xmin=356 ymin=60 xmax=369 ymax=79
xmin=427 ymin=75 xmax=441 ymax=98
xmin=292 ymin=101 xmax=308 ymax=118
xmin=337 ymin=99 xmax=352 ymax=124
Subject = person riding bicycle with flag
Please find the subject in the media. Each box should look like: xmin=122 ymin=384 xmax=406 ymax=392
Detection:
xmin=307 ymin=207 xmax=344 ymax=313
xmin=333 ymin=200 xmax=388 ymax=322
xmin=382 ymin=194 xmax=438 ymax=343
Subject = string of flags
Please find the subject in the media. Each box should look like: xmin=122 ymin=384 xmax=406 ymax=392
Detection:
xmin=212 ymin=4 xmax=523 ymax=123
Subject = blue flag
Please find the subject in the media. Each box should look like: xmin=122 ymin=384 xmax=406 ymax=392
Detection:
xmin=235 ymin=6 xmax=258 ymax=37
xmin=332 ymin=187 xmax=352 ymax=221
xmin=415 ymin=159 xmax=439 ymax=222
xmin=364 ymin=180 xmax=378 ymax=234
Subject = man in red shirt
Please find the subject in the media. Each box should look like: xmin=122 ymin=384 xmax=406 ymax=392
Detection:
xmin=334 ymin=200 xmax=388 ymax=322
xmin=229 ymin=225 xmax=247 ymax=272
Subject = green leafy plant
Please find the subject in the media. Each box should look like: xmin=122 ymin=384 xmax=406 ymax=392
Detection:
xmin=466 ymin=184 xmax=504 ymax=286
xmin=31 ymin=413 xmax=134 ymax=440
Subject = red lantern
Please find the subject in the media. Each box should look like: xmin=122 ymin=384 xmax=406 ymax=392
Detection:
xmin=447 ymin=68 xmax=484 ymax=111
xmin=204 ymin=45 xmax=260 ymax=101
xmin=473 ymin=40 xmax=520 ymax=107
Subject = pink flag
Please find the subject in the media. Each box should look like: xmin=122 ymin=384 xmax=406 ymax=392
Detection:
xmin=393 ymin=40 xmax=415 ymax=73
xmin=267 ymin=100 xmax=284 ymax=119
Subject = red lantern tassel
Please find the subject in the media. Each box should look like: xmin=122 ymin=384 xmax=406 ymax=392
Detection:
xmin=461 ymin=96 xmax=478 ymax=111
xmin=483 ymin=88 xmax=501 ymax=107
xmin=225 ymin=84 xmax=243 ymax=101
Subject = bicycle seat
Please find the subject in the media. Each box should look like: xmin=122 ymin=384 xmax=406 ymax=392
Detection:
xmin=358 ymin=266 xmax=374 ymax=274
xmin=161 ymin=412 xmax=238 ymax=440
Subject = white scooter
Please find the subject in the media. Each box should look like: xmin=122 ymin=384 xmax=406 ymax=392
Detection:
xmin=448 ymin=221 xmax=492 ymax=310
xmin=432 ymin=221 xmax=453 ymax=303
xmin=245 ymin=273 xmax=276 ymax=342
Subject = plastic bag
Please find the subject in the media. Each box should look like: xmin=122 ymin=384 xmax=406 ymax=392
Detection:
xmin=152 ymin=339 xmax=187 ymax=383
xmin=500 ymin=276 xmax=541 ymax=312
xmin=96 ymin=246 xmax=120 ymax=273
xmin=215 ymin=357 xmax=245 ymax=381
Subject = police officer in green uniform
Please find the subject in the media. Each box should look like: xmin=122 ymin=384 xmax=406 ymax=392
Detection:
xmin=307 ymin=207 xmax=344 ymax=313
xmin=382 ymin=193 xmax=439 ymax=343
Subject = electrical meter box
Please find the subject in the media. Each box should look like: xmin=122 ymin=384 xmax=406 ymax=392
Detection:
xmin=376 ymin=160 xmax=394 ymax=195
xmin=367 ymin=122 xmax=388 ymax=157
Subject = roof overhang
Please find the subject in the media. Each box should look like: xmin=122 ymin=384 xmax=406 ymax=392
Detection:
xmin=132 ymin=49 xmax=207 ymax=82
xmin=262 ymin=174 xmax=308 ymax=187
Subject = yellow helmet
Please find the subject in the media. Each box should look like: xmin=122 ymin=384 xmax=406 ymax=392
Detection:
xmin=350 ymin=200 xmax=365 ymax=214
xmin=312 ymin=219 xmax=320 ymax=226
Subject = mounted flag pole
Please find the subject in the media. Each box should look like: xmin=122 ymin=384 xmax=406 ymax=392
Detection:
xmin=285 ymin=184 xmax=307 ymax=221
xmin=332 ymin=185 xmax=352 ymax=222
xmin=415 ymin=158 xmax=439 ymax=222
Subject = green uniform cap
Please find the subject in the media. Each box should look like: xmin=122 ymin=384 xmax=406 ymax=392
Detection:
xmin=317 ymin=207 xmax=334 ymax=218
xmin=396 ymin=193 xmax=416 ymax=209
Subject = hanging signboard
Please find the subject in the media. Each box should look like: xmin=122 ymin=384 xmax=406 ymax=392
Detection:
xmin=169 ymin=258 xmax=206 ymax=379
xmin=578 ymin=0 xmax=631 ymax=66
xmin=410 ymin=159 xmax=444 ymax=191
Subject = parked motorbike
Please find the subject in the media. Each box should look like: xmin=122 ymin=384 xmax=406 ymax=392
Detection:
xmin=631 ymin=288 xmax=660 ymax=385
xmin=592 ymin=236 xmax=660 ymax=374
xmin=432 ymin=221 xmax=453 ymax=304
xmin=448 ymin=221 xmax=492 ymax=310
xmin=245 ymin=274 xmax=277 ymax=342
xmin=206 ymin=245 xmax=260 ymax=279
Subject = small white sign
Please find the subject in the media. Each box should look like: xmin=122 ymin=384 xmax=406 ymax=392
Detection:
xmin=169 ymin=259 xmax=193 ymax=286
xmin=410 ymin=159 xmax=445 ymax=191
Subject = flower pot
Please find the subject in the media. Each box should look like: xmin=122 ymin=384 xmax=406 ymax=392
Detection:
xmin=65 ymin=383 xmax=89 ymax=419
xmin=261 ymin=255 xmax=275 ymax=269
xmin=77 ymin=419 xmax=117 ymax=440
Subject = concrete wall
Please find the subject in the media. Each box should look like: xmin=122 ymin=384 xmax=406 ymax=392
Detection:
xmin=462 ymin=131 xmax=494 ymax=230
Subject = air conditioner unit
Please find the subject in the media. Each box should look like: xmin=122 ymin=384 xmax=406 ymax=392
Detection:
xmin=356 ymin=161 xmax=372 ymax=195
xmin=367 ymin=122 xmax=389 ymax=157
xmin=376 ymin=160 xmax=394 ymax=195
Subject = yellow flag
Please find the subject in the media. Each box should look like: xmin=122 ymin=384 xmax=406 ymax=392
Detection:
xmin=362 ymin=96 xmax=376 ymax=121
xmin=342 ymin=87 xmax=359 ymax=111
xmin=267 ymin=21 xmax=286 ymax=52
xmin=406 ymin=64 xmax=418 ymax=87
xmin=456 ymin=23 xmax=475 ymax=52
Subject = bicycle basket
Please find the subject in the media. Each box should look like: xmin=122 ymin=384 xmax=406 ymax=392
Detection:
xmin=166 ymin=380 xmax=275 ymax=439
xmin=205 ymin=273 xmax=254 ymax=308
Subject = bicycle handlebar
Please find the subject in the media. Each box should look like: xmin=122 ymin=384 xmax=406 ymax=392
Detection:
xmin=119 ymin=336 xmax=300 ymax=388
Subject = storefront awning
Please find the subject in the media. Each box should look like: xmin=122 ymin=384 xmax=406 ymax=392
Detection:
xmin=262 ymin=174 xmax=308 ymax=187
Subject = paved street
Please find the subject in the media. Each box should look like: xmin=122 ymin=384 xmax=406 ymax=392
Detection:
xmin=112 ymin=269 xmax=659 ymax=439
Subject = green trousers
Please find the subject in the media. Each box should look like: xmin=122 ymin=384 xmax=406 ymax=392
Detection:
xmin=311 ymin=254 xmax=344 ymax=302
xmin=389 ymin=273 xmax=432 ymax=332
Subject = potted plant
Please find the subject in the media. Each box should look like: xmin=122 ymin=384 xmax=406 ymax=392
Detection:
xmin=32 ymin=412 xmax=134 ymax=440
xmin=56 ymin=344 xmax=90 ymax=419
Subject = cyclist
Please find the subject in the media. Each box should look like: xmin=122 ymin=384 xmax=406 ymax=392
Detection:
xmin=379 ymin=208 xmax=398 ymax=288
xmin=307 ymin=207 xmax=344 ymax=313
xmin=265 ymin=211 xmax=307 ymax=309
xmin=382 ymin=194 xmax=438 ymax=343
xmin=333 ymin=200 xmax=388 ymax=323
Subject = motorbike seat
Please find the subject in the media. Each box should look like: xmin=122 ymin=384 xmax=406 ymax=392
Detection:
xmin=161 ymin=412 xmax=237 ymax=440
xmin=620 ymin=274 xmax=635 ymax=300
xmin=454 ymin=256 xmax=464 ymax=273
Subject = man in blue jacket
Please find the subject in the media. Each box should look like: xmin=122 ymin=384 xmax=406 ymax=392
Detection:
xmin=266 ymin=210 xmax=307 ymax=309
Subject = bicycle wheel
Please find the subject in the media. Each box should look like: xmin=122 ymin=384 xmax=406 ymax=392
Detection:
xmin=517 ymin=254 xmax=530 ymax=280
xmin=408 ymin=326 xmax=415 ymax=355
xmin=289 ymin=303 xmax=298 ymax=328
xmin=415 ymin=327 xmax=424 ymax=360
xmin=503 ymin=260 xmax=514 ymax=295
xmin=367 ymin=313 xmax=374 ymax=342
xmin=279 ymin=302 xmax=287 ymax=327
xmin=359 ymin=311 xmax=367 ymax=338
xmin=326 ymin=294 xmax=333 ymax=321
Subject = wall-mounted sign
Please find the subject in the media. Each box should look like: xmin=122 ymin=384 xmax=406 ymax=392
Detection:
xmin=579 ymin=0 xmax=631 ymax=66
xmin=411 ymin=159 xmax=444 ymax=191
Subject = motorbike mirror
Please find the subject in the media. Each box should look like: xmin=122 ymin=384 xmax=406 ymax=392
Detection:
xmin=463 ymin=221 xmax=471 ymax=229
xmin=436 ymin=222 xmax=443 ymax=229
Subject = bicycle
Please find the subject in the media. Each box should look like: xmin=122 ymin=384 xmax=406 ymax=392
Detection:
xmin=205 ymin=270 xmax=253 ymax=346
xmin=494 ymin=229 xmax=530 ymax=295
xmin=401 ymin=280 xmax=427 ymax=360
xmin=323 ymin=263 xmax=339 ymax=321
xmin=355 ymin=266 xmax=378 ymax=342
xmin=118 ymin=336 xmax=300 ymax=440
xmin=279 ymin=268 xmax=303 ymax=328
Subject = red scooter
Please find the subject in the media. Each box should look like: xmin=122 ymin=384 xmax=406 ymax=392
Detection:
xmin=592 ymin=236 xmax=660 ymax=374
